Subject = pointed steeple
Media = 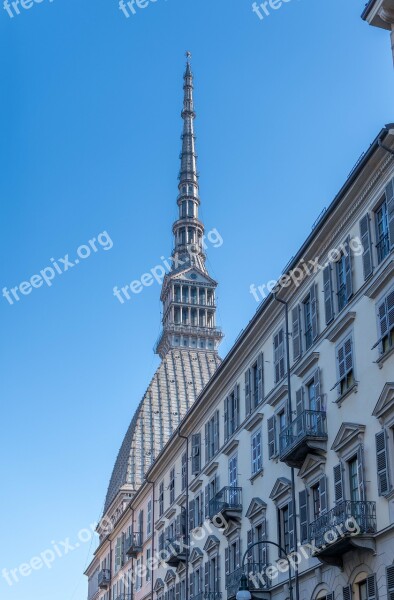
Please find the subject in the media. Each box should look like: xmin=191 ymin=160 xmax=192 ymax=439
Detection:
xmin=154 ymin=53 xmax=223 ymax=359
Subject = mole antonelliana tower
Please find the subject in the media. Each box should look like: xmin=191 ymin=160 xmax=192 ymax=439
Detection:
xmin=104 ymin=54 xmax=223 ymax=516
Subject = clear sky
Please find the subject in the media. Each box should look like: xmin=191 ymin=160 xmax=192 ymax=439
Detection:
xmin=0 ymin=0 xmax=392 ymax=599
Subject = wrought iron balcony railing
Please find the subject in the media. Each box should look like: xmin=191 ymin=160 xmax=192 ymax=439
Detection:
xmin=377 ymin=233 xmax=390 ymax=264
xmin=125 ymin=532 xmax=143 ymax=558
xmin=98 ymin=569 xmax=111 ymax=589
xmin=309 ymin=500 xmax=377 ymax=551
xmin=208 ymin=487 xmax=242 ymax=521
xmin=165 ymin=536 xmax=188 ymax=565
xmin=279 ymin=410 xmax=327 ymax=466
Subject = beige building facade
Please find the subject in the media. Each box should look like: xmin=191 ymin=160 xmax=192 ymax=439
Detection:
xmin=362 ymin=0 xmax=394 ymax=61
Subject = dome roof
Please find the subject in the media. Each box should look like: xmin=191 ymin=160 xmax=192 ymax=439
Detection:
xmin=104 ymin=348 xmax=221 ymax=513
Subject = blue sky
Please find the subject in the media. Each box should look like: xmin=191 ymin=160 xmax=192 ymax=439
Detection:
xmin=0 ymin=1 xmax=392 ymax=599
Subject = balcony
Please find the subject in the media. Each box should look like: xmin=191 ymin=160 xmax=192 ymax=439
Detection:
xmin=125 ymin=532 xmax=143 ymax=558
xmin=98 ymin=569 xmax=111 ymax=590
xmin=208 ymin=487 xmax=242 ymax=523
xmin=309 ymin=501 xmax=377 ymax=567
xmin=279 ymin=410 xmax=328 ymax=468
xmin=226 ymin=564 xmax=270 ymax=599
xmin=165 ymin=536 xmax=187 ymax=567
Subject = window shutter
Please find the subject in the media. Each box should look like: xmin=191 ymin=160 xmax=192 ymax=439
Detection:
xmin=296 ymin=387 xmax=305 ymax=417
xmin=299 ymin=489 xmax=309 ymax=544
xmin=257 ymin=353 xmax=264 ymax=403
xmin=311 ymin=283 xmax=319 ymax=341
xmin=235 ymin=538 xmax=241 ymax=568
xmin=224 ymin=396 xmax=229 ymax=441
xmin=267 ymin=416 xmax=277 ymax=459
xmin=234 ymin=384 xmax=240 ymax=428
xmin=245 ymin=369 xmax=251 ymax=415
xmin=225 ymin=547 xmax=229 ymax=575
xmin=176 ymin=514 xmax=181 ymax=537
xmin=334 ymin=463 xmax=344 ymax=504
xmin=367 ymin=574 xmax=377 ymax=600
xmin=343 ymin=585 xmax=352 ymax=600
xmin=288 ymin=500 xmax=295 ymax=551
xmin=204 ymin=562 xmax=209 ymax=593
xmin=386 ymin=565 xmax=394 ymax=600
xmin=247 ymin=529 xmax=253 ymax=564
xmin=320 ymin=475 xmax=328 ymax=514
xmin=327 ymin=594 xmax=335 ymax=600
xmin=205 ymin=423 xmax=209 ymax=464
xmin=388 ymin=290 xmax=394 ymax=334
xmin=216 ymin=556 xmax=220 ymax=589
xmin=378 ymin=297 xmax=389 ymax=345
xmin=376 ymin=430 xmax=390 ymax=496
xmin=214 ymin=411 xmax=220 ymax=453
xmin=313 ymin=368 xmax=322 ymax=411
xmin=189 ymin=574 xmax=194 ymax=599
xmin=357 ymin=445 xmax=366 ymax=502
xmin=360 ymin=214 xmax=373 ymax=280
xmin=292 ymin=305 xmax=302 ymax=361
xmin=199 ymin=492 xmax=204 ymax=526
xmin=323 ymin=265 xmax=334 ymax=325
xmin=189 ymin=500 xmax=195 ymax=532
xmin=386 ymin=178 xmax=394 ymax=248
xmin=192 ymin=433 xmax=201 ymax=474
xmin=344 ymin=236 xmax=353 ymax=302
xmin=205 ymin=484 xmax=210 ymax=520
xmin=176 ymin=583 xmax=180 ymax=600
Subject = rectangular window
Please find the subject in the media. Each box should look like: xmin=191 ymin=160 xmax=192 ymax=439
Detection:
xmin=279 ymin=505 xmax=290 ymax=554
xmin=224 ymin=386 xmax=239 ymax=440
xmin=376 ymin=288 xmax=394 ymax=355
xmin=251 ymin=430 xmax=262 ymax=475
xmin=375 ymin=199 xmax=390 ymax=264
xmin=191 ymin=433 xmax=201 ymax=474
xmin=136 ymin=558 xmax=142 ymax=590
xmin=274 ymin=327 xmax=286 ymax=383
xmin=312 ymin=482 xmax=321 ymax=520
xmin=349 ymin=456 xmax=360 ymax=502
xmin=252 ymin=363 xmax=259 ymax=407
xmin=146 ymin=548 xmax=151 ymax=581
xmin=335 ymin=335 xmax=354 ymax=396
xmin=205 ymin=411 xmax=219 ymax=463
xmin=336 ymin=254 xmax=347 ymax=311
xmin=147 ymin=499 xmax=152 ymax=536
xmin=159 ymin=482 xmax=164 ymax=517
xmin=229 ymin=454 xmax=238 ymax=488
xmin=169 ymin=468 xmax=175 ymax=505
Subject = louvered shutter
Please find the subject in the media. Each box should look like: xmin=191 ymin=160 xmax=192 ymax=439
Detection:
xmin=357 ymin=445 xmax=366 ymax=502
xmin=367 ymin=574 xmax=377 ymax=600
xmin=386 ymin=565 xmax=394 ymax=600
xmin=314 ymin=368 xmax=322 ymax=411
xmin=292 ymin=305 xmax=302 ymax=361
xmin=216 ymin=555 xmax=220 ymax=590
xmin=327 ymin=593 xmax=335 ymax=600
xmin=274 ymin=332 xmax=280 ymax=383
xmin=257 ymin=353 xmax=264 ymax=403
xmin=192 ymin=433 xmax=201 ymax=474
xmin=204 ymin=562 xmax=209 ymax=593
xmin=189 ymin=500 xmax=195 ymax=532
xmin=323 ymin=264 xmax=334 ymax=324
xmin=334 ymin=463 xmax=344 ymax=504
xmin=299 ymin=489 xmax=309 ymax=544
xmin=378 ymin=297 xmax=389 ymax=349
xmin=388 ymin=289 xmax=394 ymax=337
xmin=344 ymin=236 xmax=353 ymax=302
xmin=225 ymin=547 xmax=229 ymax=576
xmin=360 ymin=214 xmax=373 ymax=280
xmin=200 ymin=492 xmax=204 ymax=526
xmin=205 ymin=484 xmax=210 ymax=520
xmin=245 ymin=369 xmax=251 ymax=415
xmin=288 ymin=501 xmax=295 ymax=551
xmin=386 ymin=178 xmax=394 ymax=248
xmin=268 ymin=416 xmax=277 ymax=459
xmin=261 ymin=518 xmax=268 ymax=566
xmin=205 ymin=423 xmax=209 ymax=463
xmin=189 ymin=573 xmax=194 ymax=599
xmin=376 ymin=430 xmax=390 ymax=496
xmin=296 ymin=387 xmax=304 ymax=417
xmin=343 ymin=585 xmax=352 ymax=600
xmin=176 ymin=583 xmax=180 ymax=600
xmin=311 ymin=283 xmax=319 ymax=340
xmin=214 ymin=411 xmax=220 ymax=453
xmin=236 ymin=538 xmax=241 ymax=568
xmin=320 ymin=475 xmax=328 ymax=514
xmin=224 ymin=396 xmax=229 ymax=441
xmin=234 ymin=384 xmax=240 ymax=428
xmin=247 ymin=529 xmax=253 ymax=565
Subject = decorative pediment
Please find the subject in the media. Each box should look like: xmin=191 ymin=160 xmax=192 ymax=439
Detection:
xmin=164 ymin=570 xmax=176 ymax=584
xmin=154 ymin=578 xmax=165 ymax=592
xmin=223 ymin=518 xmax=241 ymax=538
xmin=176 ymin=561 xmax=186 ymax=575
xmin=203 ymin=535 xmax=220 ymax=553
xmin=269 ymin=478 xmax=292 ymax=502
xmin=245 ymin=497 xmax=267 ymax=521
xmin=171 ymin=268 xmax=217 ymax=286
xmin=372 ymin=382 xmax=394 ymax=421
xmin=331 ymin=423 xmax=366 ymax=454
xmin=189 ymin=547 xmax=204 ymax=565
xmin=298 ymin=454 xmax=326 ymax=480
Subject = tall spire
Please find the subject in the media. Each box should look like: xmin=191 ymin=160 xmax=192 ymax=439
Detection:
xmin=154 ymin=53 xmax=223 ymax=359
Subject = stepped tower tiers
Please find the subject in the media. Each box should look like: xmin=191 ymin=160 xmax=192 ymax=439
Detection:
xmin=155 ymin=53 xmax=224 ymax=359
xmin=103 ymin=54 xmax=222 ymax=517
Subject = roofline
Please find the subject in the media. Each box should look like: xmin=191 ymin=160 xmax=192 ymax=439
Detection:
xmin=146 ymin=123 xmax=394 ymax=477
xmin=361 ymin=0 xmax=376 ymax=20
